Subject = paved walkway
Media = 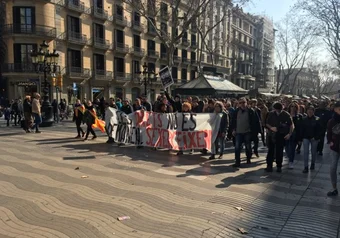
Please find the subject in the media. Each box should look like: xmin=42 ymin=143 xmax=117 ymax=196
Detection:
xmin=0 ymin=121 xmax=339 ymax=238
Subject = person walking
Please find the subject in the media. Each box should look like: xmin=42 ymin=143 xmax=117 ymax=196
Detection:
xmin=83 ymin=100 xmax=97 ymax=141
xmin=327 ymin=101 xmax=340 ymax=196
xmin=250 ymin=99 xmax=263 ymax=158
xmin=73 ymin=99 xmax=85 ymax=138
xmin=298 ymin=106 xmax=323 ymax=173
xmin=286 ymin=102 xmax=303 ymax=169
xmin=265 ymin=102 xmax=294 ymax=173
xmin=315 ymin=101 xmax=332 ymax=155
xmin=230 ymin=98 xmax=261 ymax=167
xmin=209 ymin=102 xmax=229 ymax=160
xmin=31 ymin=93 xmax=42 ymax=133
xmin=23 ymin=96 xmax=33 ymax=133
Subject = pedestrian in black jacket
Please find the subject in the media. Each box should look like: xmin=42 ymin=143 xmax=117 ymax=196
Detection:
xmin=209 ymin=102 xmax=229 ymax=160
xmin=315 ymin=102 xmax=332 ymax=155
xmin=298 ymin=106 xmax=323 ymax=173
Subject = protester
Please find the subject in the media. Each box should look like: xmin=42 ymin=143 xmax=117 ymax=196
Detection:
xmin=73 ymin=99 xmax=85 ymax=139
xmin=230 ymin=97 xmax=261 ymax=167
xmin=31 ymin=93 xmax=42 ymax=133
xmin=315 ymin=101 xmax=332 ymax=155
xmin=298 ymin=106 xmax=323 ymax=173
xmin=265 ymin=102 xmax=294 ymax=172
xmin=286 ymin=102 xmax=303 ymax=169
xmin=83 ymin=100 xmax=97 ymax=141
xmin=327 ymin=101 xmax=340 ymax=196
xmin=209 ymin=102 xmax=229 ymax=160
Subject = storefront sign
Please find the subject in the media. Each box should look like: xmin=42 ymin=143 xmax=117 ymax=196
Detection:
xmin=17 ymin=82 xmax=36 ymax=86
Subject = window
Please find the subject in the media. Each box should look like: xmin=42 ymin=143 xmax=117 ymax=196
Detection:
xmin=172 ymin=67 xmax=178 ymax=80
xmin=191 ymin=34 xmax=196 ymax=44
xmin=115 ymin=57 xmax=125 ymax=72
xmin=116 ymin=29 xmax=124 ymax=44
xmin=13 ymin=7 xmax=35 ymax=33
xmin=148 ymin=62 xmax=155 ymax=72
xmin=161 ymin=43 xmax=167 ymax=56
xmin=161 ymin=22 xmax=167 ymax=36
xmin=147 ymin=40 xmax=155 ymax=51
xmin=191 ymin=52 xmax=196 ymax=62
xmin=67 ymin=49 xmax=82 ymax=68
xmin=94 ymin=54 xmax=105 ymax=70
xmin=94 ymin=23 xmax=104 ymax=39
xmin=182 ymin=32 xmax=188 ymax=42
xmin=190 ymin=70 xmax=196 ymax=80
xmin=148 ymin=18 xmax=156 ymax=33
xmin=250 ymin=25 xmax=253 ymax=34
xmin=133 ymin=35 xmax=141 ymax=47
xmin=95 ymin=0 xmax=103 ymax=8
xmin=13 ymin=44 xmax=37 ymax=64
xmin=181 ymin=68 xmax=187 ymax=81
xmin=67 ymin=16 xmax=81 ymax=33
xmin=132 ymin=60 xmax=140 ymax=75
xmin=174 ymin=48 xmax=178 ymax=56
xmin=182 ymin=49 xmax=187 ymax=59
xmin=161 ymin=2 xmax=168 ymax=14
xmin=116 ymin=87 xmax=123 ymax=99
xmin=133 ymin=12 xmax=140 ymax=23
xmin=116 ymin=5 xmax=123 ymax=17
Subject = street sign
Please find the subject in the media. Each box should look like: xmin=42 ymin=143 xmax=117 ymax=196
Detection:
xmin=159 ymin=66 xmax=174 ymax=89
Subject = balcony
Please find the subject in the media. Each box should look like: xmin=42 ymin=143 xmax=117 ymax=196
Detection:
xmin=190 ymin=41 xmax=197 ymax=49
xmin=3 ymin=24 xmax=57 ymax=38
xmin=1 ymin=63 xmax=37 ymax=74
xmin=92 ymin=7 xmax=110 ymax=21
xmin=159 ymin=11 xmax=170 ymax=21
xmin=131 ymin=21 xmax=144 ymax=32
xmin=160 ymin=53 xmax=167 ymax=62
xmin=146 ymin=26 xmax=157 ymax=37
xmin=67 ymin=0 xmax=91 ymax=14
xmin=93 ymin=70 xmax=113 ymax=80
xmin=115 ymin=42 xmax=129 ymax=54
xmin=93 ymin=37 xmax=111 ymax=50
xmin=191 ymin=26 xmax=198 ymax=33
xmin=181 ymin=58 xmax=189 ymax=65
xmin=182 ymin=39 xmax=190 ymax=47
xmin=115 ymin=72 xmax=131 ymax=81
xmin=191 ymin=60 xmax=197 ymax=65
xmin=115 ymin=15 xmax=130 ymax=27
xmin=129 ymin=47 xmax=146 ymax=57
xmin=173 ymin=55 xmax=181 ymax=63
xmin=68 ymin=67 xmax=91 ymax=78
xmin=66 ymin=31 xmax=88 ymax=45
xmin=147 ymin=50 xmax=159 ymax=59
xmin=181 ymin=79 xmax=187 ymax=83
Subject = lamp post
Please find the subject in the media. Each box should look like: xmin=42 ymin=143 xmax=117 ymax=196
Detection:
xmin=137 ymin=62 xmax=156 ymax=98
xmin=30 ymin=41 xmax=59 ymax=127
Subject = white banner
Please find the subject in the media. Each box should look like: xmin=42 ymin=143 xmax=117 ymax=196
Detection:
xmin=105 ymin=108 xmax=221 ymax=151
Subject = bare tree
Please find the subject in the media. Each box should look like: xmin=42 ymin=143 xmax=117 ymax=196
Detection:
xmin=297 ymin=0 xmax=340 ymax=66
xmin=275 ymin=9 xmax=319 ymax=93
xmin=124 ymin=0 xmax=251 ymax=75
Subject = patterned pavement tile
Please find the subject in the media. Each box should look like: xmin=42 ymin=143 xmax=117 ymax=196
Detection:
xmin=0 ymin=120 xmax=340 ymax=237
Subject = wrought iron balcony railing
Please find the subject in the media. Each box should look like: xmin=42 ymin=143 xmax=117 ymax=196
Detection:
xmin=3 ymin=24 xmax=57 ymax=38
xmin=115 ymin=15 xmax=130 ymax=27
xmin=130 ymin=47 xmax=146 ymax=57
xmin=115 ymin=42 xmax=129 ymax=53
xmin=67 ymin=0 xmax=91 ymax=14
xmin=182 ymin=39 xmax=190 ymax=47
xmin=94 ymin=70 xmax=113 ymax=80
xmin=68 ymin=31 xmax=88 ymax=45
xmin=1 ymin=63 xmax=36 ymax=73
xmin=92 ymin=7 xmax=110 ymax=20
xmin=115 ymin=72 xmax=131 ymax=81
xmin=131 ymin=21 xmax=144 ymax=32
xmin=147 ymin=50 xmax=159 ymax=58
xmin=68 ymin=67 xmax=91 ymax=77
xmin=93 ymin=37 xmax=111 ymax=50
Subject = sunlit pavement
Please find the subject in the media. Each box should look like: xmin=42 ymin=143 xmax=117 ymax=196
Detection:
xmin=0 ymin=120 xmax=339 ymax=238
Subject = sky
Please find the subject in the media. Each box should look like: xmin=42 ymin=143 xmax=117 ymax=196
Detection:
xmin=244 ymin=0 xmax=297 ymax=23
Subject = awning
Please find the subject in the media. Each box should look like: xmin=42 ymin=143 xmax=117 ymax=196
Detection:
xmin=310 ymin=95 xmax=318 ymax=99
xmin=260 ymin=92 xmax=281 ymax=97
xmin=174 ymin=74 xmax=248 ymax=95
xmin=302 ymin=95 xmax=310 ymax=99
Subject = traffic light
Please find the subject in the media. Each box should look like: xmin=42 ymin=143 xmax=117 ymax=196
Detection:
xmin=57 ymin=74 xmax=63 ymax=88
xmin=52 ymin=77 xmax=56 ymax=87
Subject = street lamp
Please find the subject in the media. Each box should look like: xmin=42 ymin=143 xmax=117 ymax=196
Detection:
xmin=137 ymin=62 xmax=156 ymax=97
xmin=30 ymin=40 xmax=59 ymax=127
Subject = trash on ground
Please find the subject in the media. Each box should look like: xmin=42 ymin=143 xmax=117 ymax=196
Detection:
xmin=81 ymin=175 xmax=89 ymax=178
xmin=238 ymin=228 xmax=248 ymax=234
xmin=235 ymin=207 xmax=244 ymax=211
xmin=75 ymin=167 xmax=80 ymax=170
xmin=117 ymin=216 xmax=130 ymax=221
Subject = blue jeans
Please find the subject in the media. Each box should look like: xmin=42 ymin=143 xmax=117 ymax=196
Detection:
xmin=303 ymin=138 xmax=318 ymax=167
xmin=235 ymin=133 xmax=252 ymax=164
xmin=285 ymin=132 xmax=297 ymax=163
xmin=32 ymin=113 xmax=41 ymax=131
xmin=212 ymin=136 xmax=225 ymax=155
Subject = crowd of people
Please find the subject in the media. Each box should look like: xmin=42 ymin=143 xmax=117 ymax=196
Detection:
xmin=1 ymin=93 xmax=340 ymax=197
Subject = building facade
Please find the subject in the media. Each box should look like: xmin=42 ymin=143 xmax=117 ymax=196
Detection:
xmin=1 ymin=0 xmax=200 ymax=102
